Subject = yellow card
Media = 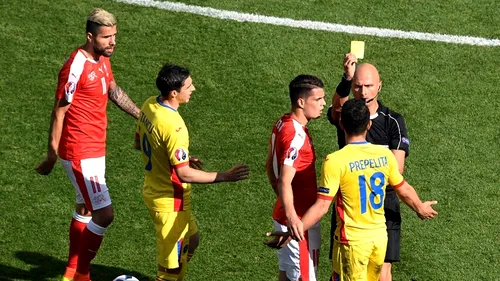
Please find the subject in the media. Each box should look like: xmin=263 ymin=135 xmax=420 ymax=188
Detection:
xmin=350 ymin=41 xmax=365 ymax=59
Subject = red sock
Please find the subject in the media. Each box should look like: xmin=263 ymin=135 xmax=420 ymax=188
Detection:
xmin=76 ymin=227 xmax=104 ymax=275
xmin=67 ymin=218 xmax=88 ymax=270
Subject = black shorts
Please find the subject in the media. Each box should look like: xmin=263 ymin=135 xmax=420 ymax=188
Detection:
xmin=384 ymin=191 xmax=401 ymax=262
xmin=328 ymin=190 xmax=402 ymax=262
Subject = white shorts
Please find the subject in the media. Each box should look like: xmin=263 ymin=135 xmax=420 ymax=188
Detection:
xmin=274 ymin=220 xmax=321 ymax=281
xmin=60 ymin=156 xmax=111 ymax=211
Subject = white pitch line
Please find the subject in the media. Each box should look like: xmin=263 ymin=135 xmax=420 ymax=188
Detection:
xmin=115 ymin=0 xmax=500 ymax=47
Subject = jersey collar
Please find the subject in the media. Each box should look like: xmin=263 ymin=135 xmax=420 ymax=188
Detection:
xmin=348 ymin=141 xmax=369 ymax=145
xmin=156 ymin=95 xmax=177 ymax=112
xmin=370 ymin=101 xmax=388 ymax=119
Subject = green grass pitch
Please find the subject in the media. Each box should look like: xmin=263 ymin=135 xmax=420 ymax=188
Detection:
xmin=1 ymin=0 xmax=498 ymax=280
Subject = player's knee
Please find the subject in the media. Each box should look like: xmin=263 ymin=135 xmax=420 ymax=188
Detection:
xmin=92 ymin=205 xmax=114 ymax=227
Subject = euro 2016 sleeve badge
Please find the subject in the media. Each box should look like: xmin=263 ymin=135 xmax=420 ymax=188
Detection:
xmin=174 ymin=148 xmax=188 ymax=161
xmin=286 ymin=147 xmax=298 ymax=161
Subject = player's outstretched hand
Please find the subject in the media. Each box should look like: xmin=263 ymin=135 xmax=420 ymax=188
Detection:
xmin=222 ymin=163 xmax=250 ymax=182
xmin=189 ymin=155 xmax=204 ymax=170
xmin=264 ymin=231 xmax=292 ymax=249
xmin=287 ymin=215 xmax=305 ymax=241
xmin=344 ymin=53 xmax=358 ymax=80
xmin=417 ymin=201 xmax=438 ymax=220
xmin=35 ymin=153 xmax=57 ymax=175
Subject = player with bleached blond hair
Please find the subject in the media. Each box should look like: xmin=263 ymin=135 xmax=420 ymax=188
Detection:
xmin=36 ymin=8 xmax=140 ymax=281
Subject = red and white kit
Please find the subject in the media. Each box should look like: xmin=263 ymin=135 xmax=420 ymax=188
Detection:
xmin=57 ymin=48 xmax=114 ymax=211
xmin=270 ymin=114 xmax=320 ymax=281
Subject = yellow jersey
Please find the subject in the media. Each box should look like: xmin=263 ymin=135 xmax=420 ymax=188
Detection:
xmin=318 ymin=142 xmax=405 ymax=244
xmin=136 ymin=96 xmax=191 ymax=212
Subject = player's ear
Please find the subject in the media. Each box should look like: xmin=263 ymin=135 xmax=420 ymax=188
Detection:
xmin=339 ymin=118 xmax=345 ymax=131
xmin=378 ymin=81 xmax=382 ymax=93
xmin=366 ymin=120 xmax=372 ymax=131
xmin=297 ymin=97 xmax=305 ymax=109
xmin=169 ymin=90 xmax=178 ymax=98
xmin=86 ymin=32 xmax=93 ymax=43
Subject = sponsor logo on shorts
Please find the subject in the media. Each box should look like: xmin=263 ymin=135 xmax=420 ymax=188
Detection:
xmin=175 ymin=148 xmax=187 ymax=161
xmin=286 ymin=147 xmax=298 ymax=161
xmin=93 ymin=194 xmax=106 ymax=203
xmin=402 ymin=137 xmax=410 ymax=145
xmin=319 ymin=187 xmax=330 ymax=194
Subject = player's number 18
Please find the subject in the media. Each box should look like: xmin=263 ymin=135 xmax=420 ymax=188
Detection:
xmin=358 ymin=172 xmax=385 ymax=214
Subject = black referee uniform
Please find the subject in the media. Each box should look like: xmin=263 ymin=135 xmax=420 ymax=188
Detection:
xmin=326 ymin=100 xmax=410 ymax=263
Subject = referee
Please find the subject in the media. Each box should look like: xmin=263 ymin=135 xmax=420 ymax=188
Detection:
xmin=327 ymin=54 xmax=410 ymax=281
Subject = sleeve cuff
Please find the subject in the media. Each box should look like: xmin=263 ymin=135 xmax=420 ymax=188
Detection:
xmin=393 ymin=180 xmax=405 ymax=189
xmin=317 ymin=194 xmax=334 ymax=201
xmin=173 ymin=162 xmax=189 ymax=169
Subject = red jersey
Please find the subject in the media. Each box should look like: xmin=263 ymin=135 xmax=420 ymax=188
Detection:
xmin=56 ymin=48 xmax=114 ymax=160
xmin=270 ymin=114 xmax=318 ymax=225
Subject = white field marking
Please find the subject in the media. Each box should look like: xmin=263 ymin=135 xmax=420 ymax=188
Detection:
xmin=115 ymin=0 xmax=500 ymax=47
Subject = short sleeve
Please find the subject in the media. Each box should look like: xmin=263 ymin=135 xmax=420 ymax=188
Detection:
xmin=387 ymin=152 xmax=404 ymax=187
xmin=317 ymin=155 xmax=341 ymax=200
xmin=165 ymin=125 xmax=190 ymax=168
xmin=388 ymin=113 xmax=410 ymax=156
xmin=55 ymin=53 xmax=86 ymax=103
xmin=280 ymin=129 xmax=306 ymax=169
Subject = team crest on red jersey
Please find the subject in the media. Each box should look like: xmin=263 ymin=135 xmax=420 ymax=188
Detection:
xmin=174 ymin=148 xmax=187 ymax=161
xmin=88 ymin=71 xmax=97 ymax=81
xmin=286 ymin=147 xmax=298 ymax=161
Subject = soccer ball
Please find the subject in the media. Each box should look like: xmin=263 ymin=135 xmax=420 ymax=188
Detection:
xmin=112 ymin=275 xmax=139 ymax=281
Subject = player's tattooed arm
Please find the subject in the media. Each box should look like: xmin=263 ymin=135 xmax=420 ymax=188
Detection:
xmin=108 ymin=80 xmax=140 ymax=119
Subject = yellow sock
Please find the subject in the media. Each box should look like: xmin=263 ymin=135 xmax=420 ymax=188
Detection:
xmin=176 ymin=256 xmax=189 ymax=281
xmin=176 ymin=266 xmax=187 ymax=281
